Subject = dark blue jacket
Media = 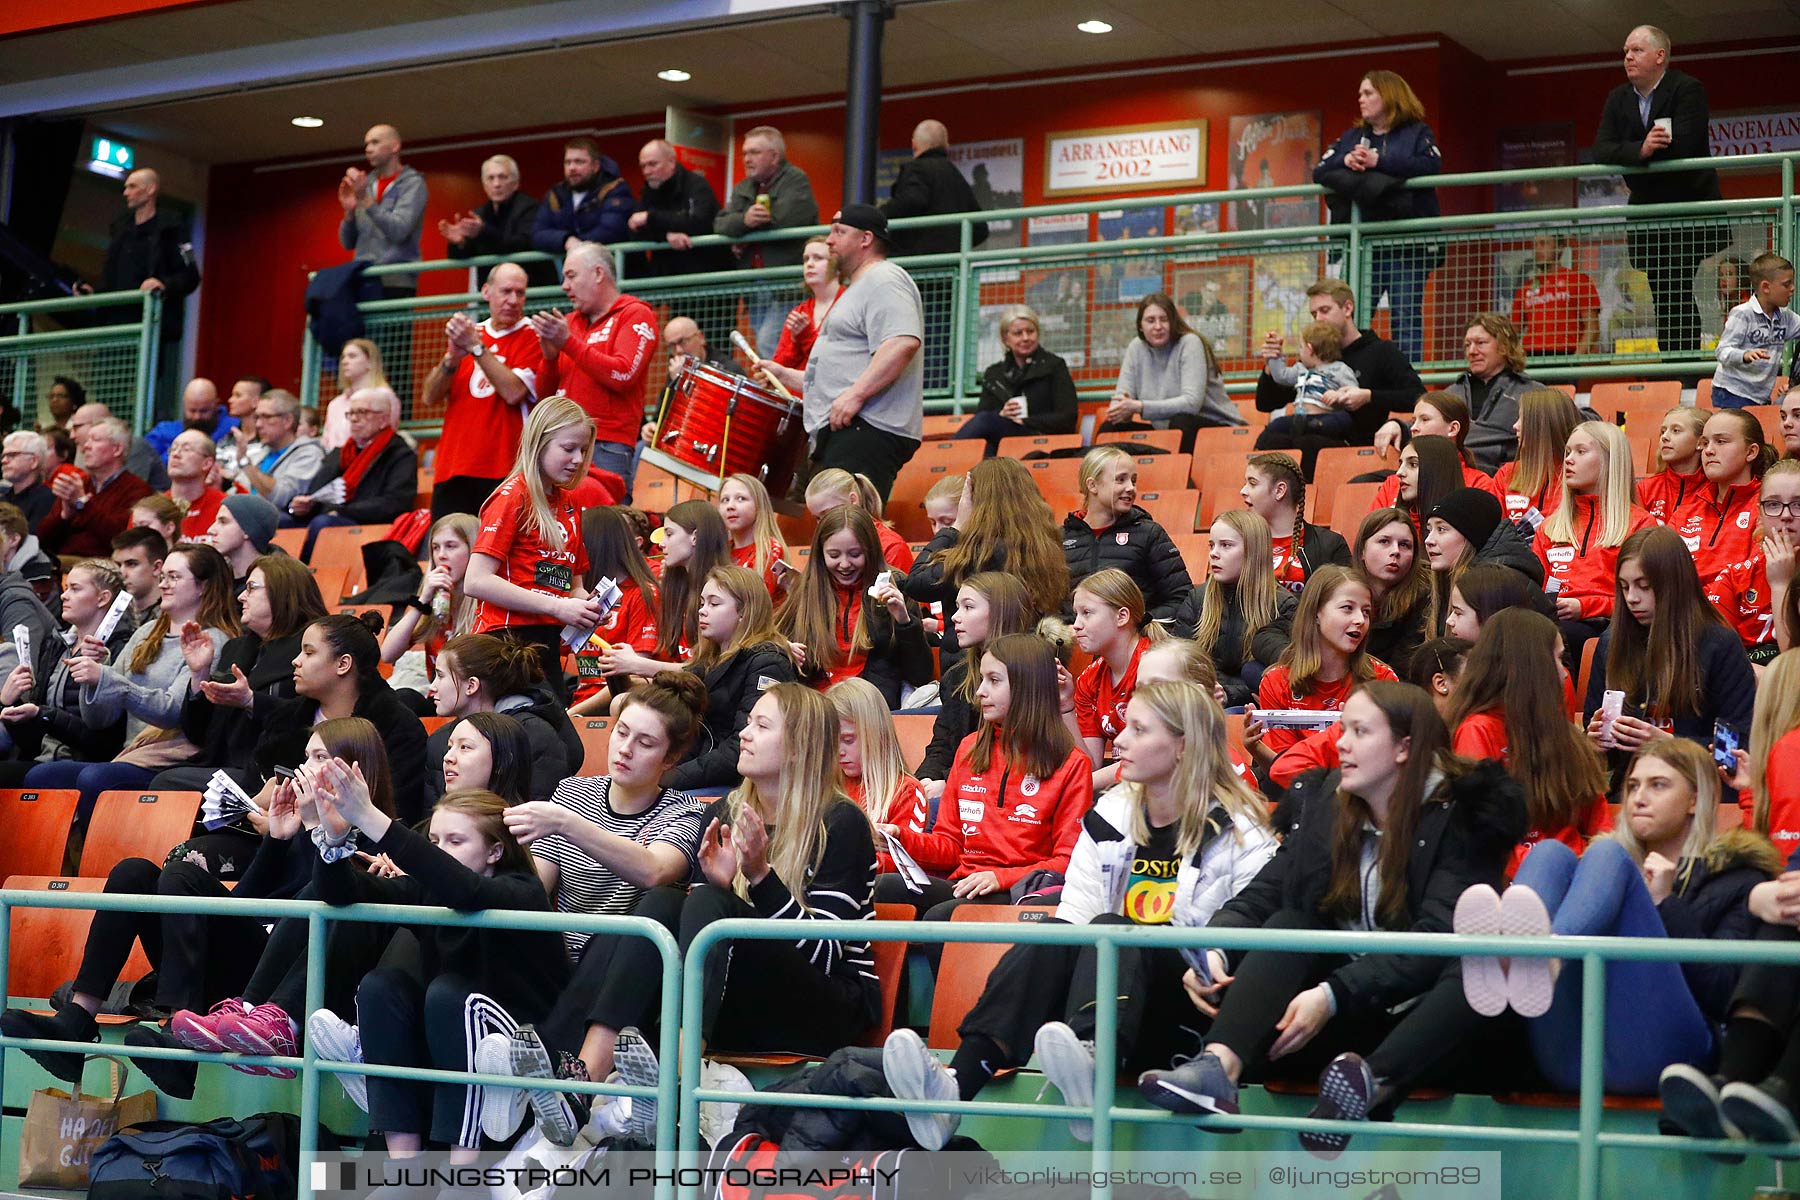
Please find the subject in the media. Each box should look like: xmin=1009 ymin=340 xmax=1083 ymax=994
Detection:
xmin=531 ymin=162 xmax=636 ymax=253
xmin=1314 ymin=121 xmax=1442 ymax=222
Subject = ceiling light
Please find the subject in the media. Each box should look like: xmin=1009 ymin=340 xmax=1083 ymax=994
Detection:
xmin=657 ymin=69 xmax=692 ymax=82
xmin=290 ymin=116 xmax=324 ymax=128
xmin=1077 ymin=19 xmax=1112 ymax=33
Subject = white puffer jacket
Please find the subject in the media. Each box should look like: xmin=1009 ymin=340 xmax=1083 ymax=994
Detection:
xmin=1055 ymin=786 xmax=1278 ymax=926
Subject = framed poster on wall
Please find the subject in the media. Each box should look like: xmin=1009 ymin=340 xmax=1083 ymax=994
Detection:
xmin=1022 ymin=266 xmax=1091 ymax=369
xmin=1495 ymin=124 xmax=1574 ymax=212
xmin=1171 ymin=260 xmax=1251 ymax=362
xmin=1043 ymin=121 xmax=1207 ymax=198
xmin=1252 ymin=250 xmax=1326 ymax=354
xmin=1227 ymin=111 xmax=1321 ymax=232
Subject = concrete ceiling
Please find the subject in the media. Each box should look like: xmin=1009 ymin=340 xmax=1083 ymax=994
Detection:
xmin=4 ymin=0 xmax=1797 ymax=165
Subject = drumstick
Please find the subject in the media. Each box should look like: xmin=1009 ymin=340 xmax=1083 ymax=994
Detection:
xmin=729 ymin=331 xmax=800 ymax=402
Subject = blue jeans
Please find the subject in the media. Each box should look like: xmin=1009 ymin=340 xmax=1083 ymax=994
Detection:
xmin=1368 ymin=244 xmax=1431 ymax=363
xmin=591 ymin=439 xmax=637 ymax=503
xmin=24 ymin=759 xmax=160 ymax=824
xmin=746 ymin=291 xmax=788 ymax=364
xmin=1514 ymin=838 xmax=1714 ymax=1093
xmin=1709 ymin=386 xmax=1762 ymax=411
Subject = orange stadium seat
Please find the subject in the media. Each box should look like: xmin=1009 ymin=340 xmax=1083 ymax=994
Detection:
xmin=1754 ymin=405 xmax=1783 ymax=447
xmin=928 ymin=905 xmax=1058 ymax=1049
xmin=1021 ymin=457 xmax=1081 ymax=496
xmin=80 ymin=791 xmax=204 ymax=879
xmin=1131 ymin=454 xmax=1192 ymax=492
xmin=1136 ymin=490 xmax=1199 ymax=533
xmin=577 ymin=717 xmax=613 ymax=773
xmin=1310 ymin=446 xmax=1387 ymax=523
xmin=311 ymin=524 xmax=391 ymax=592
xmin=1173 ymin=532 xmax=1210 ymax=579
xmin=0 ymin=790 xmax=80 ymax=880
xmin=920 ymin=414 xmax=964 ymax=438
xmin=1589 ymin=381 xmax=1681 ymax=425
xmin=1195 ymin=451 xmax=1261 ymax=528
xmin=1188 ymin=426 xmax=1263 ymax=483
xmin=1330 ymin=483 xmax=1384 ymax=542
xmin=1096 ymin=428 xmax=1182 ymax=453
xmin=4 ymin=876 xmax=152 ymax=1010
xmin=893 ymin=713 xmax=936 ymax=774
xmin=996 ymin=433 xmax=1082 ymax=459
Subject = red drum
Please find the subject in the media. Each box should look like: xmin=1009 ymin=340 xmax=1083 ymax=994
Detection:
xmin=642 ymin=363 xmax=807 ymax=497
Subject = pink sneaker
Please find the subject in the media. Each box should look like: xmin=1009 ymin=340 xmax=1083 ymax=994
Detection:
xmin=214 ymin=1003 xmax=299 ymax=1079
xmin=169 ymin=999 xmax=251 ymax=1053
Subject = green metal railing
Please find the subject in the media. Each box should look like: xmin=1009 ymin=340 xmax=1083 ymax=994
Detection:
xmin=0 ymin=289 xmax=162 ymax=432
xmin=4 ymin=887 xmax=1800 ymax=1200
xmin=302 ymin=150 xmax=1800 ymax=426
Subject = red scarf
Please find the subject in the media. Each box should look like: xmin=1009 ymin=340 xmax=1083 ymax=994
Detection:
xmin=339 ymin=427 xmax=394 ymax=500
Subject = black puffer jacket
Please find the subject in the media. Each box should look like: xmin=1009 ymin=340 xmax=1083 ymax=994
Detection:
xmin=181 ymin=631 xmax=301 ymax=769
xmin=973 ymin=349 xmax=1078 ymax=435
xmin=1473 ymin=517 xmax=1545 ymax=586
xmin=664 ymin=641 xmax=798 ymax=791
xmin=1657 ymin=829 xmax=1782 ymax=1020
xmin=1168 ymin=585 xmax=1298 ymax=707
xmin=1062 ymin=506 xmax=1193 ymax=622
xmin=1215 ymin=760 xmax=1527 ymax=1017
xmin=1290 ymin=521 xmax=1352 ymax=583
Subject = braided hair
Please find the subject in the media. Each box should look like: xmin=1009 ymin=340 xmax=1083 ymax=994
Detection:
xmin=1247 ymin=451 xmax=1309 ymax=570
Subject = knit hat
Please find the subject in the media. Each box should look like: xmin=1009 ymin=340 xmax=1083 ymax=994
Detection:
xmin=222 ymin=493 xmax=279 ymax=553
xmin=1427 ymin=487 xmax=1502 ymax=551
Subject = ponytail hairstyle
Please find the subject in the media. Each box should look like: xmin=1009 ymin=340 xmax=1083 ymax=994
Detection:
xmin=449 ymin=711 xmax=535 ymax=806
xmin=582 ymin=505 xmax=659 ymax=614
xmin=828 ymin=676 xmax=911 ymax=829
xmin=1606 ymin=527 xmax=1726 ymax=721
xmin=413 ymin=513 xmax=478 ymax=648
xmin=952 ymin=571 xmax=1037 ymax=703
xmin=129 ymin=543 xmax=241 ymax=674
xmin=1404 ymin=636 xmax=1471 ymax=696
xmin=719 ymin=473 xmax=782 ymax=584
xmin=1077 ymin=445 xmax=1135 ymax=509
xmin=1353 ymin=506 xmax=1429 ymax=626
xmin=435 ymin=789 xmax=535 ymax=875
xmin=1445 ymin=609 xmax=1607 ymax=835
xmin=1246 ymin=452 xmax=1307 ymax=557
xmin=1414 ymin=392 xmax=1475 ymax=466
xmin=1278 ymin=564 xmax=1377 ymax=695
xmin=1543 ymin=421 xmax=1640 ymax=548
xmin=778 ymin=505 xmax=887 ymax=677
xmin=805 ymin=467 xmax=888 ymax=527
xmin=655 ymin=500 xmax=731 ymax=660
xmin=438 ymin=633 xmax=545 ymax=701
xmin=1323 ymin=680 xmax=1458 ymax=926
xmin=1118 ymin=680 xmax=1269 ymax=861
xmin=1511 ymin=389 xmax=1582 ymax=511
xmin=1748 ymin=650 xmax=1800 ymax=838
xmin=967 ymin=633 xmax=1076 ymax=778
xmin=1613 ymin=738 xmax=1719 ymax=881
xmin=314 ymin=716 xmax=395 ymax=817
xmin=690 ymin=564 xmax=790 ymax=671
xmin=1404 ymin=435 xmax=1464 ymax=522
xmin=303 ymin=612 xmax=387 ymax=698
xmin=618 ymin=670 xmax=710 ymax=766
xmin=932 ymin=458 xmax=1069 ymax=616
xmin=1703 ymin=408 xmax=1772 ymax=486
xmin=67 ymin=559 xmax=124 ymax=611
xmin=1071 ymin=568 xmax=1169 ymax=653
xmin=723 ymin=682 xmax=846 ymax=910
xmin=1195 ymin=509 xmax=1278 ymax=659
xmin=509 ymin=396 xmax=594 ymax=553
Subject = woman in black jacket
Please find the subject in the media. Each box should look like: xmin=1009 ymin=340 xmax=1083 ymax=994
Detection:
xmin=953 ymin=305 xmax=1078 ymax=456
xmin=153 ymin=554 xmax=329 ymax=793
xmin=252 ymin=612 xmax=432 ymax=824
xmin=663 ymin=565 xmax=798 ymax=792
xmin=1313 ymin=70 xmax=1442 ymax=363
xmin=1137 ymin=680 xmax=1526 ymax=1119
xmin=1061 ymin=444 xmax=1192 ymax=623
xmin=1169 ymin=509 xmax=1295 ymax=706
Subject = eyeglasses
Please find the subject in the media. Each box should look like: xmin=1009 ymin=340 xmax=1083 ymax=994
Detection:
xmin=346 ymin=408 xmax=384 ymax=418
xmin=242 ymin=581 xmax=267 ymax=593
xmin=1761 ymin=500 xmax=1800 ymax=517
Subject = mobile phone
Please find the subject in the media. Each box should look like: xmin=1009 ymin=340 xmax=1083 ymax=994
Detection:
xmin=1713 ymin=720 xmax=1743 ymax=771
xmin=272 ymin=765 xmax=297 ymax=780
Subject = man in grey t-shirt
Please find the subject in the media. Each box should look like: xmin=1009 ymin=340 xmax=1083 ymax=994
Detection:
xmin=757 ymin=203 xmax=923 ymax=500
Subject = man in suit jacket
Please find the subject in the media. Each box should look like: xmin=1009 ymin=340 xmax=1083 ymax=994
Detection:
xmin=1592 ymin=25 xmax=1722 ymax=352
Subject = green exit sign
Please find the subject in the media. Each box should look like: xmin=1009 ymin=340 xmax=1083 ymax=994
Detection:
xmin=87 ymin=136 xmax=134 ymax=179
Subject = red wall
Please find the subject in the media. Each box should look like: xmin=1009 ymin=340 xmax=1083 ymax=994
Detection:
xmin=193 ymin=35 xmax=1767 ymax=396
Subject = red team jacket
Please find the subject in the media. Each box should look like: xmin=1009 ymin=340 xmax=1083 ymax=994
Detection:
xmin=1531 ymin=496 xmax=1656 ymax=619
xmin=1637 ymin=467 xmax=1706 ymax=525
xmin=1672 ymin=481 xmax=1762 ymax=585
xmin=897 ymin=735 xmax=1091 ymax=886
xmin=1706 ymin=551 xmax=1780 ymax=660
xmin=538 ymin=294 xmax=658 ymax=447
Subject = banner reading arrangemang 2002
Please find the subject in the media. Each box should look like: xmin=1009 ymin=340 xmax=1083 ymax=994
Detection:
xmin=1043 ymin=120 xmax=1207 ymax=198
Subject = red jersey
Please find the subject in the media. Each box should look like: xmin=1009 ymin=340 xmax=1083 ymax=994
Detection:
xmin=1637 ymin=467 xmax=1705 ymax=525
xmin=1672 ymin=481 xmax=1762 ymax=585
xmin=899 ymin=735 xmax=1091 ymax=885
xmin=1531 ymin=496 xmax=1656 ymax=618
xmin=1369 ymin=464 xmax=1502 ymax=512
xmin=1745 ymin=727 xmax=1800 ymax=851
xmin=1270 ymin=534 xmax=1307 ymax=594
xmin=848 ymin=774 xmax=930 ymax=874
xmin=1074 ymin=637 xmax=1148 ymax=751
xmin=731 ymin=537 xmax=785 ymax=596
xmin=877 ymin=522 xmax=915 ymax=572
xmin=1508 ymin=797 xmax=1614 ymax=880
xmin=471 ymin=474 xmax=589 ymax=631
xmin=1257 ymin=659 xmax=1399 ymax=757
xmin=1706 ymin=551 xmax=1778 ymax=654
xmin=537 ymin=293 xmax=658 ymax=447
xmin=572 ymin=579 xmax=661 ymax=702
xmin=179 ymin=487 xmax=225 ymax=539
xmin=772 ymin=295 xmax=830 ymax=370
xmin=1509 ymin=266 xmax=1601 ymax=355
xmin=1493 ymin=461 xmax=1558 ymax=525
xmin=1452 ymin=709 xmax=1510 ymax=762
xmin=435 ymin=319 xmax=544 ymax=482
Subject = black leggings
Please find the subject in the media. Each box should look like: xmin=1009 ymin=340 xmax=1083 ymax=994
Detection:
xmin=536 ymin=886 xmax=687 ymax=1061
xmin=959 ymin=914 xmax=1198 ymax=1075
xmin=238 ymin=885 xmax=402 ymax=1020
xmin=74 ymin=854 xmax=267 ymax=1013
xmin=357 ymin=969 xmax=519 ymax=1147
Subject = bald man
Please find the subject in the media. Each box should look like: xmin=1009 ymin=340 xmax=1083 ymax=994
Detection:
xmin=95 ymin=166 xmax=200 ymax=345
xmin=627 ymin=139 xmax=730 ymax=277
xmin=338 ymin=123 xmax=429 ymax=298
xmin=144 ymin=377 xmax=239 ymax=461
xmin=881 ymin=120 xmax=988 ymax=258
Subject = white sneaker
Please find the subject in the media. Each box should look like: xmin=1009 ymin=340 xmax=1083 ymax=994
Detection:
xmin=699 ymin=1059 xmax=754 ymax=1148
xmin=613 ymin=1027 xmax=660 ymax=1140
xmin=1034 ymin=1022 xmax=1096 ymax=1143
xmin=305 ymin=1009 xmax=368 ymax=1112
xmin=1453 ymin=885 xmax=1508 ymax=1017
xmin=475 ymin=1031 xmax=529 ymax=1142
xmin=882 ymin=1028 xmax=959 ymax=1150
xmin=1500 ymin=884 xmax=1559 ymax=1018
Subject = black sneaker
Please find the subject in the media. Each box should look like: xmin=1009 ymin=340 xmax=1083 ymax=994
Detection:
xmin=0 ymin=1005 xmax=98 ymax=1083
xmin=123 ymin=1023 xmax=197 ymax=1100
xmin=1721 ymin=1077 xmax=1800 ymax=1157
xmin=1300 ymin=1053 xmax=1373 ymax=1160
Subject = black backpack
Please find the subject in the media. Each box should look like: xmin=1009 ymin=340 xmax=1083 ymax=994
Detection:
xmin=88 ymin=1112 xmax=305 ymax=1200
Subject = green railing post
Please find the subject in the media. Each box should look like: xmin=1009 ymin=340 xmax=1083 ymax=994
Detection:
xmin=1088 ymin=938 xmax=1118 ymax=1198
xmin=655 ymin=921 xmax=682 ymax=1200
xmin=1577 ymin=952 xmax=1607 ymax=1200
xmin=677 ymin=943 xmax=708 ymax=1198
xmin=1783 ymin=158 xmax=1796 ymax=305
xmin=300 ymin=322 xmax=321 ymax=412
xmin=1345 ymin=200 xmax=1363 ymax=306
xmin=298 ymin=909 xmax=328 ymax=1200
xmin=134 ymin=291 xmax=162 ymax=434
xmin=9 ymin=311 xmax=28 ymax=429
xmin=951 ymin=218 xmax=973 ymax=414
